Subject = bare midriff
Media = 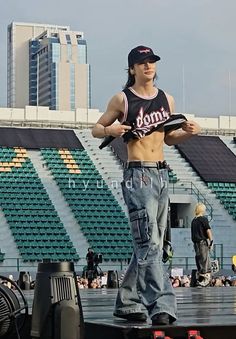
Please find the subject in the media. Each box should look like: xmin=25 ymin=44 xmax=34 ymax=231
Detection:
xmin=127 ymin=130 xmax=165 ymax=162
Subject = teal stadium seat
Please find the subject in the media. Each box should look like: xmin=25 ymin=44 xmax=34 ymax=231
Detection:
xmin=0 ymin=147 xmax=79 ymax=263
xmin=208 ymin=182 xmax=236 ymax=220
xmin=41 ymin=147 xmax=133 ymax=262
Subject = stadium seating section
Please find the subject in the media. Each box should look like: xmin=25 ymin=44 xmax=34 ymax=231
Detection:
xmin=41 ymin=148 xmax=133 ymax=261
xmin=0 ymin=147 xmax=79 ymax=262
xmin=176 ymin=136 xmax=236 ymax=183
xmin=176 ymin=136 xmax=236 ymax=222
xmin=1 ymin=136 xmax=235 ymax=263
xmin=208 ymin=182 xmax=236 ymax=220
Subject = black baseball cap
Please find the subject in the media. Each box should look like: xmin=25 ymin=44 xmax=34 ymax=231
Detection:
xmin=128 ymin=45 xmax=160 ymax=67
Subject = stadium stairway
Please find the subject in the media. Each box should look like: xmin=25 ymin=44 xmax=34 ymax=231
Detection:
xmin=219 ymin=136 xmax=236 ymax=155
xmin=0 ymin=147 xmax=80 ymax=268
xmin=164 ymin=144 xmax=234 ymax=221
xmin=39 ymin=146 xmax=133 ymax=263
xmin=0 ymin=209 xmax=19 ymax=269
xmin=28 ymin=150 xmax=89 ymax=263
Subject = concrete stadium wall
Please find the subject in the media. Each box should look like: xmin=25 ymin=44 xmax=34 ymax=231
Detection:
xmin=0 ymin=106 xmax=235 ymax=130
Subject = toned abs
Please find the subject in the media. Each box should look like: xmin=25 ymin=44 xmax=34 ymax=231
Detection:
xmin=127 ymin=130 xmax=165 ymax=161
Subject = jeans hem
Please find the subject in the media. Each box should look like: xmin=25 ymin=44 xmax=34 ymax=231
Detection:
xmin=114 ymin=308 xmax=142 ymax=315
xmin=151 ymin=310 xmax=177 ymax=322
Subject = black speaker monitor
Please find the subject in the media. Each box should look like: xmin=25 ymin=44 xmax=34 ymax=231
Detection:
xmin=31 ymin=261 xmax=84 ymax=339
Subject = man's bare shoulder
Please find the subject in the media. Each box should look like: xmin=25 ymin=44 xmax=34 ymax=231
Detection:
xmin=105 ymin=91 xmax=125 ymax=118
xmin=108 ymin=91 xmax=124 ymax=108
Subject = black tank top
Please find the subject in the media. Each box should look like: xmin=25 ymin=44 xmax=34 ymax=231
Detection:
xmin=120 ymin=87 xmax=171 ymax=142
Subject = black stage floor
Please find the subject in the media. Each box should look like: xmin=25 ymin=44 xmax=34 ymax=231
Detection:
xmin=81 ymin=287 xmax=236 ymax=339
xmin=13 ymin=287 xmax=236 ymax=339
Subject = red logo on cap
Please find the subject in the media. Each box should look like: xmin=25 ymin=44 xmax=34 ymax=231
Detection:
xmin=138 ymin=48 xmax=151 ymax=54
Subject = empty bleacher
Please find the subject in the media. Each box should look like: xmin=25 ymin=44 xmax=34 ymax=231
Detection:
xmin=176 ymin=136 xmax=236 ymax=221
xmin=208 ymin=182 xmax=236 ymax=219
xmin=77 ymin=129 xmax=236 ymax=268
xmin=0 ymin=147 xmax=79 ymax=262
xmin=41 ymin=147 xmax=133 ymax=261
xmin=176 ymin=135 xmax=236 ymax=183
xmin=0 ymin=128 xmax=235 ymax=271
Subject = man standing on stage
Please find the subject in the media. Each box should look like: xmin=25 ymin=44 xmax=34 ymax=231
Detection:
xmin=191 ymin=202 xmax=213 ymax=287
xmin=92 ymin=45 xmax=201 ymax=325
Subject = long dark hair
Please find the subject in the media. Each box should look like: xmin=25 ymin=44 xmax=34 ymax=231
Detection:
xmin=123 ymin=68 xmax=157 ymax=89
xmin=123 ymin=68 xmax=135 ymax=89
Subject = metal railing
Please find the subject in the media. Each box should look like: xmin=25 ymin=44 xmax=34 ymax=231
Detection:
xmin=0 ymin=251 xmax=230 ymax=273
xmin=200 ymin=128 xmax=236 ymax=136
xmin=0 ymin=119 xmax=94 ymax=130
xmin=169 ymin=180 xmax=213 ymax=220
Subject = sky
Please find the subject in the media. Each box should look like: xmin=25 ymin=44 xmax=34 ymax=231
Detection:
xmin=1 ymin=0 xmax=236 ymax=118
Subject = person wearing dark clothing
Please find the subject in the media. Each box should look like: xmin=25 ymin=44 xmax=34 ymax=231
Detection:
xmin=92 ymin=45 xmax=201 ymax=325
xmin=191 ymin=203 xmax=213 ymax=287
xmin=86 ymin=248 xmax=94 ymax=271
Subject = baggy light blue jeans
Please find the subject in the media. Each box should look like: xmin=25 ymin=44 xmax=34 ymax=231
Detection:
xmin=114 ymin=166 xmax=177 ymax=321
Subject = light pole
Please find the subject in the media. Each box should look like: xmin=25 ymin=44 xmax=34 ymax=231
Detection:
xmin=86 ymin=64 xmax=89 ymax=128
xmin=228 ymin=70 xmax=231 ymax=129
xmin=182 ymin=64 xmax=186 ymax=113
xmin=36 ymin=52 xmax=40 ymax=121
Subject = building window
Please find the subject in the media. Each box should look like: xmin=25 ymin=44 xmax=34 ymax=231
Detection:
xmin=51 ymin=43 xmax=61 ymax=63
xmin=67 ymin=44 xmax=72 ymax=61
xmin=70 ymin=64 xmax=75 ymax=110
xmin=66 ymin=34 xmax=71 ymax=44
xmin=51 ymin=62 xmax=58 ymax=110
xmin=77 ymin=44 xmax=87 ymax=64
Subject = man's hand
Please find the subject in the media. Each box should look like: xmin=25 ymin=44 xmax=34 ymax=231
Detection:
xmin=182 ymin=120 xmax=201 ymax=135
xmin=208 ymin=239 xmax=213 ymax=250
xmin=105 ymin=123 xmax=131 ymax=137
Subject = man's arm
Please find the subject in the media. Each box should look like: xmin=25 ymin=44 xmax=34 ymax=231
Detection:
xmin=91 ymin=92 xmax=131 ymax=139
xmin=206 ymin=229 xmax=213 ymax=242
xmin=207 ymin=228 xmax=213 ymax=249
xmin=164 ymin=120 xmax=201 ymax=146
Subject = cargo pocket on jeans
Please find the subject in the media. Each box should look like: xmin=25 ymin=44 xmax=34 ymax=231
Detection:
xmin=129 ymin=209 xmax=149 ymax=244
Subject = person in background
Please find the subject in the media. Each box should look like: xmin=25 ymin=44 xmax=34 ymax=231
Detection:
xmin=191 ymin=202 xmax=213 ymax=287
xmin=86 ymin=248 xmax=95 ymax=271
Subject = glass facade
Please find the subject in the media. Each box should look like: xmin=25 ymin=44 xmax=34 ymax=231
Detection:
xmin=51 ymin=43 xmax=60 ymax=63
xmin=67 ymin=44 xmax=72 ymax=61
xmin=77 ymin=40 xmax=87 ymax=64
xmin=29 ymin=40 xmax=40 ymax=106
xmin=28 ymin=31 xmax=89 ymax=110
xmin=70 ymin=63 xmax=75 ymax=111
xmin=51 ymin=62 xmax=58 ymax=110
xmin=50 ymin=43 xmax=60 ymax=110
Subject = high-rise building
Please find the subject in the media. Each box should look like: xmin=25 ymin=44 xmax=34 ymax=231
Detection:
xmin=7 ymin=22 xmax=90 ymax=111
